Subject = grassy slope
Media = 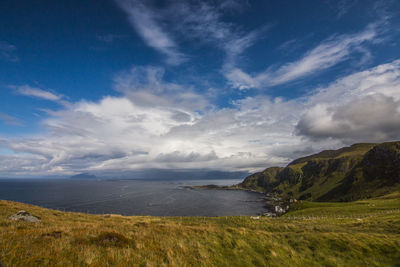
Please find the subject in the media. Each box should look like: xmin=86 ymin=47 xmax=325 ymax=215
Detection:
xmin=239 ymin=167 xmax=284 ymax=192
xmin=239 ymin=142 xmax=400 ymax=201
xmin=319 ymin=142 xmax=400 ymax=201
xmin=275 ymin=143 xmax=379 ymax=201
xmin=1 ymin=195 xmax=400 ymax=266
xmin=288 ymin=143 xmax=376 ymax=165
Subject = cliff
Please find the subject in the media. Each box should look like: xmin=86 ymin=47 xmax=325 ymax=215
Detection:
xmin=239 ymin=142 xmax=400 ymax=201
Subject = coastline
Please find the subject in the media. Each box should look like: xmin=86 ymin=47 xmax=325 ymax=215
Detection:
xmin=183 ymin=184 xmax=264 ymax=194
xmin=185 ymin=184 xmax=289 ymax=216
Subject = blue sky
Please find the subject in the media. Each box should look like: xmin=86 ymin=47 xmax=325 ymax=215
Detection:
xmin=0 ymin=0 xmax=400 ymax=177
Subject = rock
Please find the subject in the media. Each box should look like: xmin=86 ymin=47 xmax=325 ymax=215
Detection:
xmin=274 ymin=206 xmax=284 ymax=213
xmin=9 ymin=210 xmax=41 ymax=223
xmin=263 ymin=212 xmax=275 ymax=217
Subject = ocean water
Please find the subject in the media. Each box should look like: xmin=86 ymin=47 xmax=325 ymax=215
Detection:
xmin=0 ymin=179 xmax=266 ymax=216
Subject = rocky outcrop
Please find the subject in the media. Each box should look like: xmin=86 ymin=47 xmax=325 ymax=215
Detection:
xmin=9 ymin=210 xmax=41 ymax=223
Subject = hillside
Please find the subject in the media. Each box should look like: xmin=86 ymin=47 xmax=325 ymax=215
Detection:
xmin=239 ymin=142 xmax=400 ymax=201
xmin=1 ymin=195 xmax=400 ymax=266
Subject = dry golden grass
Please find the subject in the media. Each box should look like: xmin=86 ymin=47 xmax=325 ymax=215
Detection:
xmin=0 ymin=197 xmax=400 ymax=266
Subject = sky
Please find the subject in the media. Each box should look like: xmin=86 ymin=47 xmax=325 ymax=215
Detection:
xmin=0 ymin=0 xmax=400 ymax=177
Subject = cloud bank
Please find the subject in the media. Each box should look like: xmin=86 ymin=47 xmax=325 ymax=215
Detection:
xmin=1 ymin=59 xmax=400 ymax=176
xmin=1 ymin=1 xmax=399 ymax=177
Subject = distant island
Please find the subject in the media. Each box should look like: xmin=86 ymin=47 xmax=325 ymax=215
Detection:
xmin=70 ymin=173 xmax=97 ymax=179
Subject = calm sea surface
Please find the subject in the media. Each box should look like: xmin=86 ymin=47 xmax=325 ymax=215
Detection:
xmin=0 ymin=179 xmax=266 ymax=216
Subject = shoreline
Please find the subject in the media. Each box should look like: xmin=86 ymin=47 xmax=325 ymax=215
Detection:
xmin=1 ymin=184 xmax=285 ymax=217
xmin=186 ymin=184 xmax=289 ymax=216
xmin=0 ymin=199 xmax=268 ymax=218
xmin=183 ymin=184 xmax=265 ymax=194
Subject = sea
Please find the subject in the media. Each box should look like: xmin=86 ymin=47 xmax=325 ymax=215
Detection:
xmin=0 ymin=178 xmax=266 ymax=216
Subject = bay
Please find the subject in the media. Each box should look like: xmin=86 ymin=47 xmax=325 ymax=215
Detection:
xmin=0 ymin=178 xmax=266 ymax=216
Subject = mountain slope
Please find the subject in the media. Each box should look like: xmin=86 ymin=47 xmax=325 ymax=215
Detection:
xmin=239 ymin=142 xmax=400 ymax=201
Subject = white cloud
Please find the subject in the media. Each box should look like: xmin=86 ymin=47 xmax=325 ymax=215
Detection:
xmin=113 ymin=66 xmax=211 ymax=111
xmin=224 ymin=68 xmax=257 ymax=90
xmin=115 ymin=0 xmax=265 ymax=67
xmin=10 ymin=85 xmax=69 ymax=106
xmin=115 ymin=0 xmax=187 ymax=65
xmin=0 ymin=154 xmax=49 ymax=176
xmin=166 ymin=1 xmax=266 ymax=68
xmin=0 ymin=75 xmax=303 ymax=176
xmin=13 ymin=85 xmax=61 ymax=101
xmin=226 ymin=22 xmax=381 ymax=89
xmin=0 ymin=91 xmax=321 ymax=176
xmin=297 ymin=59 xmax=400 ymax=142
xmin=1 ymin=60 xmax=400 ymax=177
xmin=166 ymin=0 xmax=255 ymax=47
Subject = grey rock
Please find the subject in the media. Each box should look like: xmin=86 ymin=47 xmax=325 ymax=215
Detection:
xmin=9 ymin=210 xmax=41 ymax=223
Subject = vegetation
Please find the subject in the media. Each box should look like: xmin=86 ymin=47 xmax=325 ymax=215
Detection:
xmin=239 ymin=141 xmax=400 ymax=201
xmin=1 ymin=194 xmax=400 ymax=266
xmin=1 ymin=141 xmax=400 ymax=266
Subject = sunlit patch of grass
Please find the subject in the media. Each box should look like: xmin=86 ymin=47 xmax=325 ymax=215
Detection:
xmin=0 ymin=198 xmax=400 ymax=266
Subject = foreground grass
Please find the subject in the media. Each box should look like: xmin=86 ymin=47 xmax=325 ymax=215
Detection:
xmin=1 ymin=195 xmax=400 ymax=266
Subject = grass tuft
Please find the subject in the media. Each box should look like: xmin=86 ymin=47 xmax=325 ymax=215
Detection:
xmin=91 ymin=232 xmax=132 ymax=248
xmin=74 ymin=231 xmax=133 ymax=248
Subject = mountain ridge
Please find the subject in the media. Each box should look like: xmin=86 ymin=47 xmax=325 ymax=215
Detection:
xmin=239 ymin=141 xmax=400 ymax=201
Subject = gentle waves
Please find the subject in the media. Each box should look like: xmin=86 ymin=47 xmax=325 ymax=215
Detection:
xmin=0 ymin=179 xmax=266 ymax=216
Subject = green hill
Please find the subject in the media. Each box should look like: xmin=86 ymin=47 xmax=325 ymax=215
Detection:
xmin=239 ymin=141 xmax=400 ymax=201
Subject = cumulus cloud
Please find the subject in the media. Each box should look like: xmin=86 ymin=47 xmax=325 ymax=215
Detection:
xmin=297 ymin=95 xmax=400 ymax=141
xmin=113 ymin=66 xmax=210 ymax=112
xmin=1 ymin=59 xmax=400 ymax=177
xmin=297 ymin=59 xmax=400 ymax=143
xmin=0 ymin=83 xmax=303 ymax=176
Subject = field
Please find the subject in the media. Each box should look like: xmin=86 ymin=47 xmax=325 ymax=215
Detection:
xmin=1 ymin=194 xmax=400 ymax=266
